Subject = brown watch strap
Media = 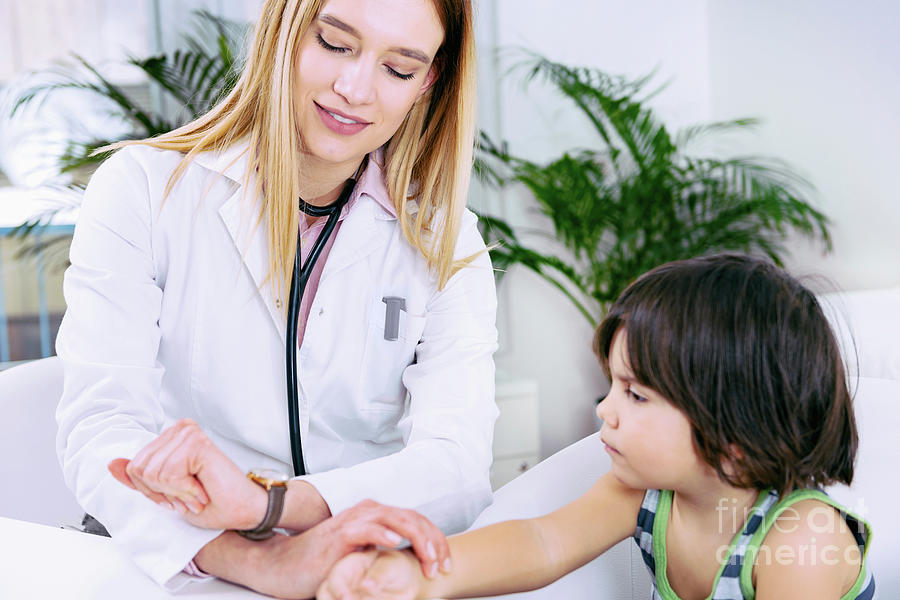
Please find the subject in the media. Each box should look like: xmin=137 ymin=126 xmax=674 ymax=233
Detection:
xmin=236 ymin=483 xmax=286 ymax=541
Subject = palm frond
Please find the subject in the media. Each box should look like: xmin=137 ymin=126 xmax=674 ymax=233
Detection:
xmin=69 ymin=55 xmax=158 ymax=133
xmin=12 ymin=57 xmax=156 ymax=134
xmin=675 ymin=117 xmax=760 ymax=148
xmin=513 ymin=54 xmax=675 ymax=176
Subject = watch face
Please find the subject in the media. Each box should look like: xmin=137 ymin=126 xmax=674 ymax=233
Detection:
xmin=251 ymin=468 xmax=290 ymax=485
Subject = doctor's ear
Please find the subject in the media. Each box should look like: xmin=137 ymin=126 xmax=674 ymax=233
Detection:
xmin=416 ymin=66 xmax=438 ymax=100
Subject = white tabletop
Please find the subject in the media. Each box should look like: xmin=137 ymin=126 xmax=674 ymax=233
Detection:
xmin=0 ymin=517 xmax=267 ymax=599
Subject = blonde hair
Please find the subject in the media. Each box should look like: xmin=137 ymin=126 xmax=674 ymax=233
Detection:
xmin=107 ymin=0 xmax=477 ymax=308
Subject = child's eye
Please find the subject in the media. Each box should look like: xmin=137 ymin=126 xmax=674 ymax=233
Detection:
xmin=627 ymin=387 xmax=648 ymax=403
xmin=317 ymin=33 xmax=349 ymax=54
xmin=386 ymin=66 xmax=415 ymax=81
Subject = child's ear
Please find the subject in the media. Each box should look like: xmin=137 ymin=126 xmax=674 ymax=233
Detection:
xmin=720 ymin=444 xmax=745 ymax=478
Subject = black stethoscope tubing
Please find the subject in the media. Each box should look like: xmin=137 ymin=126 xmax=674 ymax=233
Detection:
xmin=285 ymin=177 xmax=357 ymax=476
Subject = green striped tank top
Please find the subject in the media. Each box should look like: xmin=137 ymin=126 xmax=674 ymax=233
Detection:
xmin=633 ymin=488 xmax=875 ymax=599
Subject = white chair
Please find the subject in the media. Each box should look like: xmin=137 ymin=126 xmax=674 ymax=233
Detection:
xmin=0 ymin=356 xmax=83 ymax=526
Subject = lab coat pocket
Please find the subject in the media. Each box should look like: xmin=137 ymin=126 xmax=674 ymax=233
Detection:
xmin=362 ymin=299 xmax=427 ymax=414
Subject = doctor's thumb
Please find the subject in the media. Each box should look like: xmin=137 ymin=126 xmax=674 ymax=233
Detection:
xmin=108 ymin=458 xmax=137 ymax=490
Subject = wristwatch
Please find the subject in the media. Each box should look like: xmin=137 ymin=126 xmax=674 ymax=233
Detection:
xmin=236 ymin=468 xmax=289 ymax=541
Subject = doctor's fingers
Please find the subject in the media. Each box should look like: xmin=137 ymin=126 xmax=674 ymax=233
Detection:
xmin=331 ymin=516 xmax=414 ymax=553
xmin=125 ymin=426 xmax=182 ymax=508
xmin=126 ymin=421 xmax=210 ymax=509
xmin=125 ymin=465 xmax=198 ymax=514
xmin=149 ymin=425 xmax=212 ymax=505
xmin=120 ymin=461 xmax=182 ymax=511
xmin=109 ymin=458 xmax=170 ymax=508
xmin=142 ymin=439 xmax=210 ymax=514
xmin=339 ymin=501 xmax=451 ymax=578
xmin=127 ymin=418 xmax=186 ymax=478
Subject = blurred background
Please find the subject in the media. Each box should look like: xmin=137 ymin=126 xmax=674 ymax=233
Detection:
xmin=1 ymin=0 xmax=898 ymax=461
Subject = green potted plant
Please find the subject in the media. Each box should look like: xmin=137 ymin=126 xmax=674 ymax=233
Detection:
xmin=477 ymin=55 xmax=831 ymax=327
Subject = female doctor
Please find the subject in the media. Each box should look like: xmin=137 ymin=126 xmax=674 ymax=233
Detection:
xmin=54 ymin=0 xmax=496 ymax=597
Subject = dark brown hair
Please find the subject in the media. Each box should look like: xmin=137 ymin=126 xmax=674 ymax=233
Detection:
xmin=594 ymin=254 xmax=857 ymax=496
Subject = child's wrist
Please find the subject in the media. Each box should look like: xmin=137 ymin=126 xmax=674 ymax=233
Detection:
xmin=407 ymin=549 xmax=439 ymax=599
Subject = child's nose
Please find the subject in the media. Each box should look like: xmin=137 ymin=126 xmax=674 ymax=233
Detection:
xmin=595 ymin=393 xmax=616 ymax=427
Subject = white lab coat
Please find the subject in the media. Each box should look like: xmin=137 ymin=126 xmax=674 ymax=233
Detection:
xmin=55 ymin=143 xmax=498 ymax=589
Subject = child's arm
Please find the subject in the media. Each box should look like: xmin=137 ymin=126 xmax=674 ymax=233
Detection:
xmin=317 ymin=472 xmax=644 ymax=599
xmin=754 ymin=499 xmax=864 ymax=600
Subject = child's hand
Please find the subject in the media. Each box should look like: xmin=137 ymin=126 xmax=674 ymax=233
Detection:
xmin=317 ymin=549 xmax=423 ymax=600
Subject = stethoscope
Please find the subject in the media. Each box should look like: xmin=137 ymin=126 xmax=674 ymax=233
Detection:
xmin=285 ymin=169 xmax=361 ymax=476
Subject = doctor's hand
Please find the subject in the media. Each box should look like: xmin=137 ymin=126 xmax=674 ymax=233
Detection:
xmin=108 ymin=418 xmax=265 ymax=531
xmin=317 ymin=549 xmax=424 ymax=600
xmin=228 ymin=500 xmax=450 ymax=599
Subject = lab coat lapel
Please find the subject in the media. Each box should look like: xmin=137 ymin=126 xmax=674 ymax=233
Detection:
xmin=218 ymin=185 xmax=287 ymax=344
xmin=196 ymin=141 xmax=286 ymax=342
xmin=320 ymin=195 xmax=390 ymax=283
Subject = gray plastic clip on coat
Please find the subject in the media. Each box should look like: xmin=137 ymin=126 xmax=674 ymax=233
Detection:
xmin=382 ymin=296 xmax=406 ymax=341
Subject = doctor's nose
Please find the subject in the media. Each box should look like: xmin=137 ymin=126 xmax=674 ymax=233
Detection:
xmin=333 ymin=60 xmax=376 ymax=105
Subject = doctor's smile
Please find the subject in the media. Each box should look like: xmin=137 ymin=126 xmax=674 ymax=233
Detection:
xmin=314 ymin=102 xmax=371 ymax=134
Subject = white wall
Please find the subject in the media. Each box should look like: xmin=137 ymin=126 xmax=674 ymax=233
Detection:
xmin=478 ymin=0 xmax=900 ymax=458
xmin=707 ymin=0 xmax=900 ymax=291
xmin=153 ymin=0 xmax=262 ymax=52
xmin=0 ymin=0 xmax=151 ymax=83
